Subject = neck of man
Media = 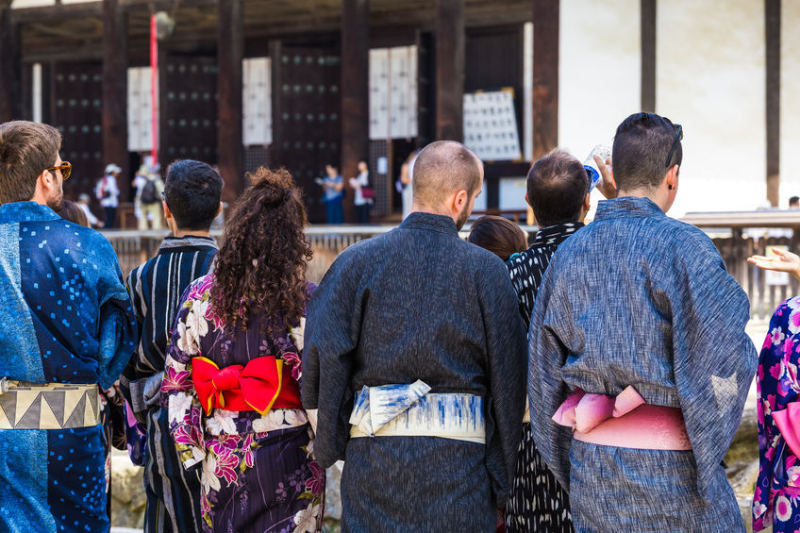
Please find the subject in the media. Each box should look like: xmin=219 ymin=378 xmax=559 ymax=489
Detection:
xmin=173 ymin=228 xmax=212 ymax=239
xmin=616 ymin=186 xmax=670 ymax=212
xmin=409 ymin=202 xmax=458 ymax=225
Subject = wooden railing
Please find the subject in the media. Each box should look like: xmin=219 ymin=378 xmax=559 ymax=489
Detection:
xmin=103 ymin=211 xmax=800 ymax=320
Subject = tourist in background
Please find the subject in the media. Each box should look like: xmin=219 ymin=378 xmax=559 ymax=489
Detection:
xmin=304 ymin=141 xmax=526 ymax=531
xmin=748 ymin=249 xmax=800 ymax=532
xmin=350 ymin=159 xmax=374 ymax=224
xmin=0 ymin=120 xmax=137 ymax=531
xmin=77 ymin=192 xmax=103 ymax=228
xmin=96 ymin=162 xmax=121 ymax=228
xmin=318 ymin=163 xmax=344 ymax=224
xmin=399 ymin=150 xmax=417 ymax=220
xmin=164 ymin=167 xmax=323 ymax=533
xmin=121 ymin=160 xmax=223 ymax=533
xmin=137 ymin=163 xmax=165 ymax=230
xmin=467 ymin=215 xmax=528 ymax=262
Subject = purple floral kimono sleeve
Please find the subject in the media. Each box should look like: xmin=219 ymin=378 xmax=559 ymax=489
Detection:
xmin=162 ymin=284 xmax=208 ymax=471
xmin=753 ymin=297 xmax=800 ymax=532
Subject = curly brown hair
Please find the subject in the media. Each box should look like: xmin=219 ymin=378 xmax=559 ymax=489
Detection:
xmin=211 ymin=167 xmax=313 ymax=332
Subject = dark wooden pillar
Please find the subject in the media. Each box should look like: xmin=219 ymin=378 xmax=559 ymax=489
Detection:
xmin=435 ymin=0 xmax=464 ymax=141
xmin=641 ymin=0 xmax=656 ymax=112
xmin=0 ymin=0 xmax=22 ymax=123
xmin=532 ymin=0 xmax=559 ymax=159
xmin=766 ymin=0 xmax=780 ymax=207
xmin=218 ymin=0 xmax=244 ymax=202
xmin=341 ymin=0 xmax=369 ymax=222
xmin=102 ymin=0 xmax=128 ymax=183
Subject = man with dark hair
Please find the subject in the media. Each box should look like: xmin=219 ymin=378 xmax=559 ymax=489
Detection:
xmin=505 ymin=149 xmax=616 ymax=532
xmin=121 ymin=159 xmax=223 ymax=533
xmin=0 ymin=120 xmax=138 ymax=531
xmin=304 ymin=140 xmax=527 ymax=531
xmin=529 ymin=112 xmax=756 ymax=531
xmin=790 ymin=196 xmax=799 ymax=209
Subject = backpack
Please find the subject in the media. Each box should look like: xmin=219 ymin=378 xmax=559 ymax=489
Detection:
xmin=140 ymin=179 xmax=158 ymax=205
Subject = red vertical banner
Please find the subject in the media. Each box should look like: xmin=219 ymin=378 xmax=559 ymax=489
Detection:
xmin=150 ymin=13 xmax=159 ymax=166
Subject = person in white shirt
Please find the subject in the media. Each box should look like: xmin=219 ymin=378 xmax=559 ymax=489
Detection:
xmin=349 ymin=160 xmax=374 ymax=224
xmin=77 ymin=193 xmax=103 ymax=228
xmin=95 ymin=163 xmax=121 ymax=228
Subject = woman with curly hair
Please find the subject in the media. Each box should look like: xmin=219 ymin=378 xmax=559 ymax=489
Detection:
xmin=163 ymin=167 xmax=324 ymax=533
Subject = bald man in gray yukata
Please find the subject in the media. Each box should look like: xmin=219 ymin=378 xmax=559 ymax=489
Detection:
xmin=303 ymin=141 xmax=528 ymax=532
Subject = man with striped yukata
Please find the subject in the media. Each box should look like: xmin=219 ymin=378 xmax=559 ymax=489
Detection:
xmin=121 ymin=159 xmax=223 ymax=533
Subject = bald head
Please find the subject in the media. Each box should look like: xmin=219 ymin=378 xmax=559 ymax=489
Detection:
xmin=412 ymin=141 xmax=483 ymax=209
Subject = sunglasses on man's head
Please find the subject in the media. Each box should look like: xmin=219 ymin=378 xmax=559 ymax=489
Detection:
xmin=46 ymin=161 xmax=72 ymax=180
xmin=644 ymin=113 xmax=683 ymax=168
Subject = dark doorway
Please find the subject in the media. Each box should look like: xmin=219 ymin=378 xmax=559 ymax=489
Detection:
xmin=271 ymin=41 xmax=341 ymax=224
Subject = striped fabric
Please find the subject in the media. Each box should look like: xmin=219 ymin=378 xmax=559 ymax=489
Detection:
xmin=120 ymin=235 xmax=218 ymax=533
xmin=505 ymin=223 xmax=581 ymax=533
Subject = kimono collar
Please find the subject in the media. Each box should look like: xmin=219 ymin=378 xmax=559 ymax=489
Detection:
xmin=159 ymin=235 xmax=219 ymax=252
xmin=0 ymin=201 xmax=62 ymax=224
xmin=532 ymin=222 xmax=584 ymax=248
xmin=400 ymin=212 xmax=459 ymax=236
xmin=594 ymin=196 xmax=666 ymax=222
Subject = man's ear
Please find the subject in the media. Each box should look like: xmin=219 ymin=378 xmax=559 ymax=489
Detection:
xmin=162 ymin=200 xmax=173 ymax=220
xmin=666 ymin=165 xmax=679 ymax=190
xmin=216 ymin=202 xmax=223 ymax=218
xmin=583 ymin=193 xmax=591 ymax=212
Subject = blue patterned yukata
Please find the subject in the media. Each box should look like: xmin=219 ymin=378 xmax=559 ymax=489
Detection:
xmin=0 ymin=202 xmax=138 ymax=533
xmin=529 ymin=197 xmax=757 ymax=532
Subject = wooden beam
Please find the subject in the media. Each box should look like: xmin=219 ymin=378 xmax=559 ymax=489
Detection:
xmin=640 ymin=0 xmax=656 ymax=112
xmin=0 ymin=0 xmax=22 ymax=123
xmin=340 ymin=0 xmax=369 ymax=222
xmin=766 ymin=0 xmax=780 ymax=207
xmin=217 ymin=0 xmax=245 ymax=201
xmin=11 ymin=2 xmax=102 ymax=23
xmin=435 ymin=0 xmax=464 ymax=141
xmin=102 ymin=0 xmax=129 ymax=189
xmin=268 ymin=39 xmax=283 ymax=170
xmin=532 ymin=0 xmax=558 ymax=159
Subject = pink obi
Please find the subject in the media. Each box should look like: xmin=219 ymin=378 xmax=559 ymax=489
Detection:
xmin=552 ymin=386 xmax=691 ymax=451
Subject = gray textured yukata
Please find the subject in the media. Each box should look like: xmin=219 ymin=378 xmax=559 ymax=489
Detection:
xmin=529 ymin=197 xmax=758 ymax=532
xmin=303 ymin=212 xmax=528 ymax=532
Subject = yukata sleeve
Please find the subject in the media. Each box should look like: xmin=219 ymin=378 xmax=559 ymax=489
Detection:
xmin=163 ymin=288 xmax=206 ymax=470
xmin=753 ymin=302 xmax=792 ymax=530
xmin=479 ymin=256 xmax=528 ymax=508
xmin=668 ymin=230 xmax=757 ymax=501
xmin=119 ymin=266 xmax=150 ymax=421
xmin=528 ymin=265 xmax=574 ymax=490
xmin=95 ymin=239 xmax=139 ymax=390
xmin=303 ymin=255 xmax=360 ymax=468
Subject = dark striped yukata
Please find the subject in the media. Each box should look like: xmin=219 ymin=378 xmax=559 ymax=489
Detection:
xmin=120 ymin=235 xmax=218 ymax=533
xmin=505 ymin=222 xmax=581 ymax=533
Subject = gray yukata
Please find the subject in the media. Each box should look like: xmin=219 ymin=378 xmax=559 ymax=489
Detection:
xmin=529 ymin=197 xmax=757 ymax=533
xmin=303 ymin=212 xmax=528 ymax=532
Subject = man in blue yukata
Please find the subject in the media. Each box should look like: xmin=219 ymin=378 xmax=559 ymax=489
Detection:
xmin=0 ymin=120 xmax=138 ymax=532
xmin=528 ymin=112 xmax=757 ymax=532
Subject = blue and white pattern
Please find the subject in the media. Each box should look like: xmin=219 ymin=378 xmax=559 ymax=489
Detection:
xmin=0 ymin=202 xmax=137 ymax=533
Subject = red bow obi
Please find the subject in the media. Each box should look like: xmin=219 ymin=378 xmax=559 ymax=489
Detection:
xmin=192 ymin=355 xmax=302 ymax=416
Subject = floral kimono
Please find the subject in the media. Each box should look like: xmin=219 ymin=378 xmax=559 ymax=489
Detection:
xmin=754 ymin=296 xmax=800 ymax=532
xmin=163 ymin=274 xmax=323 ymax=533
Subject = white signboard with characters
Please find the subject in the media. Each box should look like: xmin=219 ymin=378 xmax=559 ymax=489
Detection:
xmin=463 ymin=89 xmax=522 ymax=162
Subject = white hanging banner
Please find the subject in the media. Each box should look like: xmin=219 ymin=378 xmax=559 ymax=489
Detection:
xmin=463 ymin=89 xmax=522 ymax=162
xmin=243 ymin=57 xmax=272 ymax=146
xmin=369 ymin=45 xmax=418 ymax=140
xmin=127 ymin=67 xmax=154 ymax=152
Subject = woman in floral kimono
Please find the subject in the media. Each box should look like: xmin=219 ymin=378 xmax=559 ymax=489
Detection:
xmin=163 ymin=167 xmax=323 ymax=533
xmin=750 ymin=248 xmax=800 ymax=532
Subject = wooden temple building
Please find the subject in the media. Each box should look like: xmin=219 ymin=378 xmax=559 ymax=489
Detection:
xmin=0 ymin=0 xmax=791 ymax=222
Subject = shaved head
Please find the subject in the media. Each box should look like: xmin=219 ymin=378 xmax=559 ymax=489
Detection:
xmin=412 ymin=141 xmax=483 ymax=209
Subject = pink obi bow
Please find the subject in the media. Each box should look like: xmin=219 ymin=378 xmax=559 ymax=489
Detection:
xmin=552 ymin=386 xmax=646 ymax=434
xmin=773 ymin=404 xmax=800 ymax=458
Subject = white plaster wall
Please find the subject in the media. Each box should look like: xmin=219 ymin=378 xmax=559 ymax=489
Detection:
xmin=559 ymin=0 xmax=640 ymax=168
xmin=657 ymin=0 xmax=765 ymax=216
xmin=780 ymin=1 xmax=800 ymax=207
